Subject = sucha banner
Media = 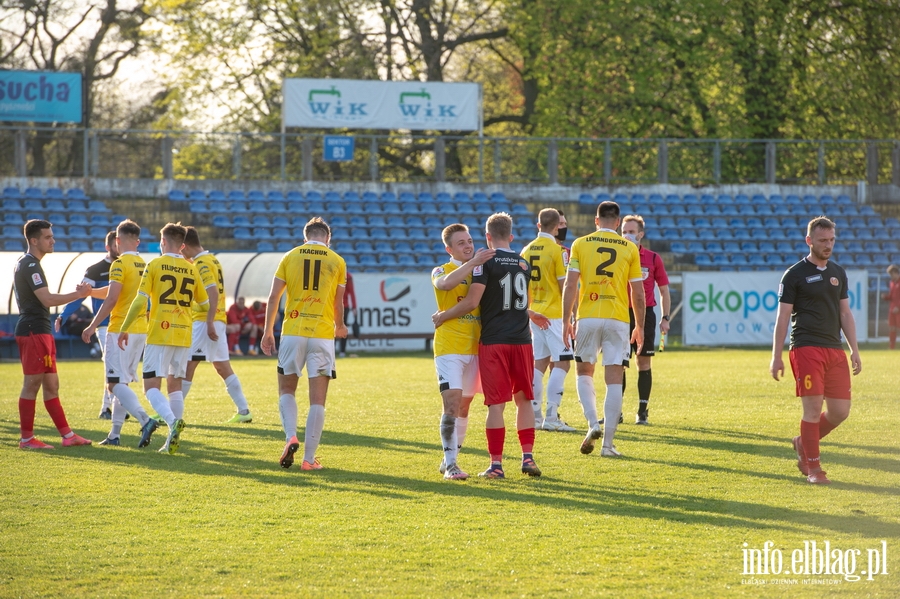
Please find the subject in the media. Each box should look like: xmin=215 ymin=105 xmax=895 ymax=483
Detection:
xmin=283 ymin=79 xmax=480 ymax=131
xmin=0 ymin=70 xmax=82 ymax=123
xmin=683 ymin=270 xmax=868 ymax=346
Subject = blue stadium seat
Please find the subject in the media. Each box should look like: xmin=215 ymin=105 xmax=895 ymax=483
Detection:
xmin=759 ymin=241 xmax=776 ymax=253
xmin=188 ymin=190 xmax=207 ymax=201
xmin=694 ymin=254 xmax=712 ymax=267
xmin=190 ymin=201 xmax=208 ymax=213
xmin=670 ymin=242 xmax=687 ymax=253
xmin=3 ymin=186 xmax=22 ymax=199
xmin=755 ymin=204 xmax=774 ymax=216
xmin=256 ymin=241 xmax=275 ymax=252
xmin=734 ymin=194 xmax=750 ymax=204
xmin=66 ymin=188 xmax=88 ymax=200
xmin=230 ymin=201 xmax=249 ymax=213
xmin=712 ymin=254 xmax=730 ymax=266
xmin=274 ymin=241 xmax=293 ymax=252
xmin=740 ymin=241 xmax=757 ymax=252
xmin=417 ymin=192 xmax=435 ymax=204
xmin=680 ymin=229 xmax=699 ymax=241
xmin=67 ymin=226 xmax=88 ymax=240
xmin=69 ymin=240 xmax=90 ymax=252
xmin=266 ymin=190 xmax=285 ymax=202
xmin=737 ymin=205 xmax=755 ymax=216
xmin=272 ymin=227 xmax=291 ymax=239
xmin=687 ymin=241 xmax=705 ymax=253
xmin=247 ymin=190 xmax=265 ymax=202
xmin=358 ymin=254 xmax=377 ymax=267
xmin=658 ymin=217 xmax=676 ymax=228
xmin=775 ymin=241 xmax=793 ymax=253
xmin=284 ymin=190 xmax=303 ymax=203
xmin=267 ymin=202 xmax=287 ymax=214
xmin=212 ymin=216 xmax=231 ymax=227
xmin=252 ymin=227 xmax=272 ymax=239
xmin=368 ymin=216 xmax=388 ymax=227
xmin=228 ymin=190 xmax=246 ymax=202
xmin=248 ymin=200 xmax=267 ymax=213
xmin=731 ymin=254 xmax=749 ymax=266
xmin=3 ymin=212 xmax=24 ymax=226
xmin=750 ymin=228 xmax=768 ymax=240
xmin=233 ymin=227 xmax=253 ymax=239
xmin=67 ymin=213 xmax=88 ymax=226
xmin=578 ymin=193 xmax=595 ymax=205
xmin=836 ymin=194 xmax=852 ymax=205
xmin=705 ymin=242 xmax=723 ymax=253
xmin=722 ymin=241 xmax=741 ymax=253
xmin=23 ymin=198 xmax=43 ymax=211
xmin=419 ymin=204 xmax=439 ymax=215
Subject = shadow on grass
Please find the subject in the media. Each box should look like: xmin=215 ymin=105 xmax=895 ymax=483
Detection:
xmin=5 ymin=421 xmax=898 ymax=541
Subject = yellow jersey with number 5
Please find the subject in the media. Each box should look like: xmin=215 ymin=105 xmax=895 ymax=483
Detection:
xmin=568 ymin=228 xmax=642 ymax=323
xmin=191 ymin=251 xmax=227 ymax=324
xmin=138 ymin=253 xmax=209 ymax=346
xmin=107 ymin=252 xmax=147 ymax=334
xmin=520 ymin=232 xmax=567 ymax=319
xmin=276 ymin=241 xmax=346 ymax=339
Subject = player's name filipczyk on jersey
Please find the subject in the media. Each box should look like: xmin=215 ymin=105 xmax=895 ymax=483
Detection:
xmin=160 ymin=264 xmax=191 ymax=274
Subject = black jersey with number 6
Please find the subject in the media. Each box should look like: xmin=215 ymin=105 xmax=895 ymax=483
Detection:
xmin=472 ymin=248 xmax=532 ymax=345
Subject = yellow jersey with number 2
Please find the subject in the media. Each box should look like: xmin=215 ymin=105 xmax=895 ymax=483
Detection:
xmin=568 ymin=228 xmax=642 ymax=323
xmin=276 ymin=241 xmax=346 ymax=339
xmin=138 ymin=253 xmax=209 ymax=347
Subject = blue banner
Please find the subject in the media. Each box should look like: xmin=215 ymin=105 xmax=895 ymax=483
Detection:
xmin=0 ymin=70 xmax=82 ymax=123
xmin=323 ymin=135 xmax=355 ymax=161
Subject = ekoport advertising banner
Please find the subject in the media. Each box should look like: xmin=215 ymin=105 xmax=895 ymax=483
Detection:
xmin=0 ymin=70 xmax=82 ymax=123
xmin=283 ymin=79 xmax=480 ymax=131
xmin=683 ymin=270 xmax=868 ymax=346
xmin=342 ymin=272 xmax=435 ymax=352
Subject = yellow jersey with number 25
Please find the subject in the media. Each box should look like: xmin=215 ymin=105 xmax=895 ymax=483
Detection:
xmin=138 ymin=253 xmax=209 ymax=347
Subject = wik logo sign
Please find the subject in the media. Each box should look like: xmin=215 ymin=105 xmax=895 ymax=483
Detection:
xmin=307 ymin=86 xmax=368 ymax=121
xmin=397 ymin=88 xmax=459 ymax=122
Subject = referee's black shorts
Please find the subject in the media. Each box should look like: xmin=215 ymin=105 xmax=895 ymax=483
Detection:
xmin=629 ymin=307 xmax=657 ymax=357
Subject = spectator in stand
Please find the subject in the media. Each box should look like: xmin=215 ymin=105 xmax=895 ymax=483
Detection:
xmin=251 ymin=300 xmax=267 ymax=347
xmin=60 ymin=303 xmax=94 ymax=337
xmin=338 ymin=271 xmax=357 ymax=357
xmin=227 ymin=296 xmax=258 ymax=356
xmin=884 ymin=264 xmax=900 ymax=349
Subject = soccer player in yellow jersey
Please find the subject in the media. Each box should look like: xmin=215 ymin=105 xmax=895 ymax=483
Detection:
xmin=261 ymin=217 xmax=347 ymax=471
xmin=118 ymin=223 xmax=209 ymax=455
xmin=562 ymin=201 xmax=645 ymax=457
xmin=81 ymin=219 xmax=154 ymax=446
xmin=521 ymin=208 xmax=576 ymax=432
xmin=431 ymin=223 xmax=495 ymax=480
xmin=178 ymin=227 xmax=253 ymax=424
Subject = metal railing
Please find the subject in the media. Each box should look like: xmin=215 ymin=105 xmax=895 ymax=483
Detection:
xmin=2 ymin=126 xmax=899 ymax=186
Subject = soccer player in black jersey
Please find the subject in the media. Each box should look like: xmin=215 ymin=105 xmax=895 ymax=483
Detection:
xmin=433 ymin=213 xmax=550 ymax=478
xmin=770 ymin=216 xmax=862 ymax=485
xmin=14 ymin=219 xmax=94 ymax=450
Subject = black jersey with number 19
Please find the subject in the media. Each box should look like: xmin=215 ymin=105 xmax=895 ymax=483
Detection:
xmin=472 ymin=248 xmax=532 ymax=345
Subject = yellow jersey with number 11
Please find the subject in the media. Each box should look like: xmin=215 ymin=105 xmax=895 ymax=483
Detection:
xmin=276 ymin=241 xmax=346 ymax=339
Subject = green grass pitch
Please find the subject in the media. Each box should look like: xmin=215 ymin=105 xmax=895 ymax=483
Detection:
xmin=1 ymin=348 xmax=898 ymax=598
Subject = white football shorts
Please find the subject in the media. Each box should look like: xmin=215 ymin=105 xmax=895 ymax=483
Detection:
xmin=96 ymin=326 xmax=108 ymax=357
xmin=531 ymin=318 xmax=574 ymax=362
xmin=434 ymin=353 xmax=481 ymax=396
xmin=104 ymin=331 xmax=146 ymax=384
xmin=277 ymin=335 xmax=336 ymax=379
xmin=574 ymin=318 xmax=631 ymax=367
xmin=142 ymin=344 xmax=191 ymax=380
xmin=190 ymin=321 xmax=229 ymax=363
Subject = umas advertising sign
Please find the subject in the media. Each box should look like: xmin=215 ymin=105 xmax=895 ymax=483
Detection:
xmin=0 ymin=71 xmax=82 ymax=123
xmin=283 ymin=79 xmax=479 ymax=131
xmin=684 ymin=271 xmax=868 ymax=345
xmin=343 ymin=273 xmax=435 ymax=352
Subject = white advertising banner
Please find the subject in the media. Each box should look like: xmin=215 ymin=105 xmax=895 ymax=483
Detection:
xmin=683 ymin=270 xmax=868 ymax=346
xmin=283 ymin=79 xmax=480 ymax=131
xmin=343 ymin=272 xmax=435 ymax=352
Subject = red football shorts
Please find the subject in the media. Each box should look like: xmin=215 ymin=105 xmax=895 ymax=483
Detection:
xmin=789 ymin=346 xmax=851 ymax=400
xmin=17 ymin=333 xmax=57 ymax=375
xmin=479 ymin=343 xmax=534 ymax=406
xmin=888 ymin=308 xmax=900 ymax=328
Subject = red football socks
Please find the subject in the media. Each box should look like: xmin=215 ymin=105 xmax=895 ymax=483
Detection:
xmin=19 ymin=398 xmax=36 ymax=439
xmin=486 ymin=427 xmax=505 ymax=462
xmin=43 ymin=397 xmax=72 ymax=437
xmin=517 ymin=427 xmax=535 ymax=454
xmin=818 ymin=412 xmax=838 ymax=439
xmin=800 ymin=420 xmax=821 ymax=471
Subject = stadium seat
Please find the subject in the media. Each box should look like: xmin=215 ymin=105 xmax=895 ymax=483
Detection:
xmin=68 ymin=240 xmax=89 ymax=252
xmin=247 ymin=190 xmax=265 ymax=202
xmin=669 ymin=242 xmax=687 ymax=253
xmin=705 ymin=242 xmax=723 ymax=253
xmin=578 ymin=193 xmax=595 ymax=205
xmin=3 ymin=186 xmax=22 ymax=199
xmin=66 ymin=188 xmax=88 ymax=200
xmin=272 ymin=241 xmax=292 ymax=252
xmin=358 ymin=254 xmax=377 ymax=267
xmin=248 ymin=200 xmax=267 ymax=213
xmin=190 ymin=201 xmax=208 ymax=213
xmin=228 ymin=191 xmax=246 ymax=202
xmin=255 ymin=241 xmax=274 ymax=252
xmin=694 ymin=254 xmax=712 ymax=267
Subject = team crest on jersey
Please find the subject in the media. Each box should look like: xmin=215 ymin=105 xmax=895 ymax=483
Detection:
xmin=432 ymin=266 xmax=445 ymax=278
xmin=161 ymin=321 xmax=170 ymax=330
xmin=473 ymin=265 xmax=483 ymax=276
xmin=519 ymin=259 xmax=529 ymax=271
xmin=32 ymin=273 xmax=42 ymax=285
xmin=830 ymin=277 xmax=839 ymax=286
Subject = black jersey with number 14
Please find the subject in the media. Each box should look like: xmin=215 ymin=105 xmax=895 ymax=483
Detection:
xmin=472 ymin=248 xmax=532 ymax=345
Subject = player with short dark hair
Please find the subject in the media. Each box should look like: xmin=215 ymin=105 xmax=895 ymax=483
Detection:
xmin=261 ymin=217 xmax=347 ymax=471
xmin=57 ymin=229 xmax=119 ymax=418
xmin=621 ymin=214 xmax=670 ymax=425
xmin=118 ymin=222 xmax=210 ymax=454
xmin=771 ymin=216 xmax=862 ymax=485
xmin=178 ymin=226 xmax=254 ymax=424
xmin=431 ymin=223 xmax=495 ymax=480
xmin=883 ymin=264 xmax=900 ymax=349
xmin=14 ymin=219 xmax=93 ymax=450
xmin=521 ymin=208 xmax=575 ymax=432
xmin=434 ymin=213 xmax=550 ymax=479
xmin=563 ymin=201 xmax=645 ymax=458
